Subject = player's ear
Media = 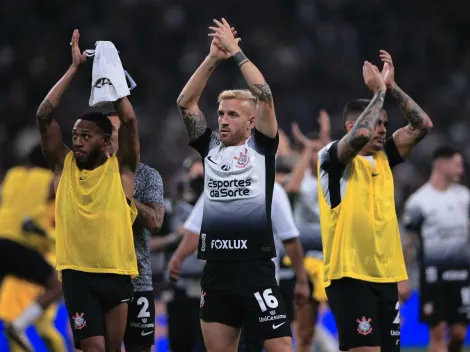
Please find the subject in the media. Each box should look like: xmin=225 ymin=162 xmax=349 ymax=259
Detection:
xmin=345 ymin=120 xmax=355 ymax=132
xmin=248 ymin=115 xmax=255 ymax=129
xmin=102 ymin=135 xmax=111 ymax=150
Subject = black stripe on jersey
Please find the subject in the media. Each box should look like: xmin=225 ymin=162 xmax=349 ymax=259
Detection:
xmin=264 ymin=154 xmax=276 ymax=254
xmin=329 ymin=171 xmax=342 ymax=209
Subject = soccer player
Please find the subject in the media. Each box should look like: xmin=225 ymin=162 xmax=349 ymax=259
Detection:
xmin=106 ymin=113 xmax=165 ymax=352
xmin=36 ymin=29 xmax=139 ymax=352
xmin=317 ymin=51 xmax=432 ymax=352
xmin=176 ymin=18 xmax=308 ymax=351
xmin=169 ymin=181 xmax=306 ymax=352
xmin=0 ymin=145 xmax=62 ymax=352
xmin=402 ymin=146 xmax=469 ymax=352
xmin=0 ymin=187 xmax=67 ymax=352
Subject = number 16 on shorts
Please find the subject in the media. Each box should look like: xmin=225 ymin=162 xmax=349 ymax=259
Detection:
xmin=250 ymin=287 xmax=291 ymax=340
xmin=254 ymin=289 xmax=279 ymax=312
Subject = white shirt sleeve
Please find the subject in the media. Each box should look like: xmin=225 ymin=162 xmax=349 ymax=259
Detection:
xmin=272 ymin=183 xmax=300 ymax=241
xmin=183 ymin=194 xmax=204 ymax=235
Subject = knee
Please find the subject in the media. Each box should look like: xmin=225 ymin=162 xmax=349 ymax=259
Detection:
xmin=263 ymin=336 xmax=292 ymax=352
xmin=430 ymin=322 xmax=446 ymax=342
xmin=80 ymin=341 xmax=106 ymax=352
xmin=450 ymin=325 xmax=467 ymax=342
xmin=106 ymin=340 xmax=125 ymax=352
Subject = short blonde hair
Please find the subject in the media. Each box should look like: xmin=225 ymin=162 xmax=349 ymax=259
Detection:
xmin=217 ymin=89 xmax=258 ymax=105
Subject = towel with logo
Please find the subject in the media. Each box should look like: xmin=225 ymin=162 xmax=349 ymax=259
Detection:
xmin=85 ymin=41 xmax=137 ymax=107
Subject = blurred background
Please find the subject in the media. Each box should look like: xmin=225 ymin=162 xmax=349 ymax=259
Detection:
xmin=1 ymin=0 xmax=470 ymax=350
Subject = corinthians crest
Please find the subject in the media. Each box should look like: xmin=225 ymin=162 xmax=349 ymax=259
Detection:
xmin=356 ymin=316 xmax=372 ymax=335
xmin=72 ymin=312 xmax=86 ymax=330
xmin=234 ymin=150 xmax=250 ymax=169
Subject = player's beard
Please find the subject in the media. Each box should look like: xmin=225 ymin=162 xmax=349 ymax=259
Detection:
xmin=75 ymin=148 xmax=102 ymax=170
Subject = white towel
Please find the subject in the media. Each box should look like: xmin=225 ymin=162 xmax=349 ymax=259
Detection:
xmin=86 ymin=41 xmax=137 ymax=107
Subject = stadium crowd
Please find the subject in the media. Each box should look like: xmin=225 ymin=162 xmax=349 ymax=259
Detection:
xmin=1 ymin=0 xmax=470 ymax=208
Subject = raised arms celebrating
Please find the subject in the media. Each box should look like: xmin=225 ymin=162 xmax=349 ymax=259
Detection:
xmin=380 ymin=50 xmax=433 ymax=158
xmin=177 ymin=24 xmax=239 ymax=142
xmin=37 ymin=30 xmax=86 ymax=171
xmin=114 ymin=97 xmax=140 ymax=172
xmin=336 ymin=62 xmax=386 ymax=165
xmin=209 ymin=18 xmax=277 ymax=138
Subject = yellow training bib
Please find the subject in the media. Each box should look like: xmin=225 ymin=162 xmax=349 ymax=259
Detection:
xmin=55 ymin=152 xmax=138 ymax=279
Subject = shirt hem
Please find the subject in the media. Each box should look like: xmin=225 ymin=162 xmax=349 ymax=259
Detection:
xmin=57 ymin=265 xmax=138 ymax=279
xmin=324 ymin=273 xmax=409 ymax=287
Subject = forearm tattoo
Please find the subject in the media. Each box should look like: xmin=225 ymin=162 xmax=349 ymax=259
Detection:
xmin=177 ymin=94 xmax=208 ymax=141
xmin=391 ymin=85 xmax=428 ymax=129
xmin=252 ymin=83 xmax=274 ymax=109
xmin=37 ymin=99 xmax=56 ymax=133
xmin=338 ymin=91 xmax=386 ymax=164
xmin=233 ymin=51 xmax=249 ymax=67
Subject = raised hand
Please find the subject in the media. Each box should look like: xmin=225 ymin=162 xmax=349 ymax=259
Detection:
xmin=70 ymin=29 xmax=86 ymax=68
xmin=363 ymin=61 xmax=386 ymax=93
xmin=209 ymin=27 xmax=240 ymax=61
xmin=379 ymin=50 xmax=395 ymax=89
xmin=317 ymin=109 xmax=330 ymax=129
xmin=208 ymin=18 xmax=241 ymax=55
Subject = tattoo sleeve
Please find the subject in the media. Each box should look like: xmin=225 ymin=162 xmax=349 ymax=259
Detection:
xmin=337 ymin=90 xmax=386 ymax=164
xmin=391 ymin=85 xmax=428 ymax=129
xmin=177 ymin=94 xmax=208 ymax=141
xmin=253 ymin=83 xmax=273 ymax=109
xmin=36 ymin=100 xmax=56 ymax=133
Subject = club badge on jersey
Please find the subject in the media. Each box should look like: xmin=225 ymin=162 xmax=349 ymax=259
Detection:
xmin=205 ymin=145 xmax=258 ymax=201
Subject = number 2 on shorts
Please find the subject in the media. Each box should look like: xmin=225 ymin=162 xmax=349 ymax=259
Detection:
xmin=393 ymin=301 xmax=400 ymax=324
xmin=254 ymin=288 xmax=279 ymax=312
xmin=137 ymin=296 xmax=151 ymax=319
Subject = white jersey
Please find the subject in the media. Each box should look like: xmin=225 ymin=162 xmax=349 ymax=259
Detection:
xmin=184 ymin=182 xmax=300 ymax=282
xmin=190 ymin=128 xmax=278 ymax=261
xmin=403 ymin=182 xmax=470 ymax=282
xmin=293 ymin=170 xmax=320 ymax=232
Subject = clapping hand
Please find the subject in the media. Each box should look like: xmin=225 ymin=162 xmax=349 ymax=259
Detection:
xmin=70 ymin=29 xmax=86 ymax=68
xmin=209 ymin=18 xmax=241 ymax=56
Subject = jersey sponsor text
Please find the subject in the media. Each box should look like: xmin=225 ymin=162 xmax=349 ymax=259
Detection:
xmin=211 ymin=239 xmax=247 ymax=250
xmin=207 ymin=178 xmax=252 ymax=199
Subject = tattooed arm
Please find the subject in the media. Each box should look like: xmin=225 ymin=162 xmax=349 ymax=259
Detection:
xmin=379 ymin=50 xmax=432 ymax=158
xmin=38 ymin=30 xmax=86 ymax=172
xmin=335 ymin=61 xmax=387 ymax=165
xmin=37 ymin=67 xmax=75 ymax=171
xmin=232 ymin=50 xmax=277 ymax=138
xmin=176 ymin=56 xmax=216 ymax=142
xmin=337 ymin=91 xmax=386 ymax=165
xmin=390 ymin=83 xmax=432 ymax=158
xmin=208 ymin=18 xmax=277 ymax=137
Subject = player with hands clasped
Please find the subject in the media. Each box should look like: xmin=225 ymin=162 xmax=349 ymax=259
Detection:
xmin=176 ymin=18 xmax=307 ymax=352
xmin=318 ymin=55 xmax=431 ymax=352
xmin=36 ymin=30 xmax=141 ymax=352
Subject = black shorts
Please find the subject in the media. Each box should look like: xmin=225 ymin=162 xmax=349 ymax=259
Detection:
xmin=62 ymin=269 xmax=134 ymax=349
xmin=124 ymin=290 xmax=156 ymax=348
xmin=164 ymin=286 xmax=205 ymax=352
xmin=326 ymin=278 xmax=400 ymax=351
xmin=200 ymin=260 xmax=292 ymax=343
xmin=0 ymin=238 xmax=53 ymax=286
xmin=420 ymin=280 xmax=470 ymax=326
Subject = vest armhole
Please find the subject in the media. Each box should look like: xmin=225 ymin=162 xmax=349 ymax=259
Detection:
xmin=328 ymin=168 xmax=343 ymax=209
